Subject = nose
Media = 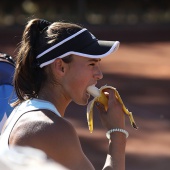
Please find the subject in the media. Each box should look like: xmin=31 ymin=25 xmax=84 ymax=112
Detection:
xmin=94 ymin=68 xmax=103 ymax=80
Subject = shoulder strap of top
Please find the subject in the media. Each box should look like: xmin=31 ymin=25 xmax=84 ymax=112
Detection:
xmin=0 ymin=99 xmax=61 ymax=152
xmin=16 ymin=99 xmax=61 ymax=117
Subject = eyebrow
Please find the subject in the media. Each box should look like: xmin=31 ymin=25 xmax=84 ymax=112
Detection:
xmin=88 ymin=58 xmax=101 ymax=62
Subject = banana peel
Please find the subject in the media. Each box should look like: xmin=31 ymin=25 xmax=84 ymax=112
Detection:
xmin=86 ymin=85 xmax=138 ymax=133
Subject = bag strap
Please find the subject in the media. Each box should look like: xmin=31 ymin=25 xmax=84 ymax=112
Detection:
xmin=0 ymin=52 xmax=15 ymax=66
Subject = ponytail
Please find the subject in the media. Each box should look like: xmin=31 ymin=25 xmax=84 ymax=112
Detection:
xmin=13 ymin=18 xmax=82 ymax=106
xmin=13 ymin=18 xmax=50 ymax=106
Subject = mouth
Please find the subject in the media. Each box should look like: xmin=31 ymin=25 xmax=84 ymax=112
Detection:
xmin=86 ymin=84 xmax=100 ymax=98
xmin=86 ymin=83 xmax=97 ymax=98
xmin=86 ymin=92 xmax=90 ymax=98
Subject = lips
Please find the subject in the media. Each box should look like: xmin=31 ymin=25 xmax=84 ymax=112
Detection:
xmin=86 ymin=92 xmax=90 ymax=98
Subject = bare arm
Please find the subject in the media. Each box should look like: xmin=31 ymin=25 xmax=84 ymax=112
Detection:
xmin=103 ymin=134 xmax=126 ymax=170
xmin=9 ymin=110 xmax=95 ymax=170
xmin=95 ymin=89 xmax=127 ymax=170
xmin=9 ymin=88 xmax=126 ymax=170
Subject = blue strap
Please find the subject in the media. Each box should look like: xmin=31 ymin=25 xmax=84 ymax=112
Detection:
xmin=0 ymin=85 xmax=16 ymax=121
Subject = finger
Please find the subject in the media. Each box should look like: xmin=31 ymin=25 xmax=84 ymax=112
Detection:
xmin=95 ymin=101 xmax=107 ymax=114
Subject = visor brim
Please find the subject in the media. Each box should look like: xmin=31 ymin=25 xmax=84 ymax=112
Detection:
xmin=78 ymin=40 xmax=120 ymax=58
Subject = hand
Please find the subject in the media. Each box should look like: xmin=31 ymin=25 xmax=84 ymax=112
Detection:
xmin=95 ymin=89 xmax=125 ymax=130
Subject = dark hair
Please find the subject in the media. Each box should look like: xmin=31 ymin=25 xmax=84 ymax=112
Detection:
xmin=13 ymin=18 xmax=82 ymax=106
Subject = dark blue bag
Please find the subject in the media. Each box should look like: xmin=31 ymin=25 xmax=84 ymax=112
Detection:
xmin=0 ymin=52 xmax=15 ymax=131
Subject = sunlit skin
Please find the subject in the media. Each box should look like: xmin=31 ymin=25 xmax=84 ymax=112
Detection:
xmin=60 ymin=56 xmax=103 ymax=106
xmin=36 ymin=55 xmax=103 ymax=116
xmin=8 ymin=55 xmax=126 ymax=170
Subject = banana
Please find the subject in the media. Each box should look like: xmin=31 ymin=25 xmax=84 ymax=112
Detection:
xmin=86 ymin=85 xmax=138 ymax=133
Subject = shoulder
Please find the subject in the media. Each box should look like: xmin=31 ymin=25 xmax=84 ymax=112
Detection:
xmin=10 ymin=109 xmax=94 ymax=169
xmin=10 ymin=109 xmax=81 ymax=155
xmin=10 ymin=109 xmax=77 ymax=143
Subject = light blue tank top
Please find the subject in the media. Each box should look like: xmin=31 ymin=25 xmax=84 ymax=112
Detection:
xmin=0 ymin=99 xmax=61 ymax=154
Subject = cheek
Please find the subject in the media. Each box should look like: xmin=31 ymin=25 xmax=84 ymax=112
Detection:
xmin=69 ymin=72 xmax=89 ymax=90
xmin=64 ymin=68 xmax=91 ymax=98
xmin=68 ymin=65 xmax=90 ymax=85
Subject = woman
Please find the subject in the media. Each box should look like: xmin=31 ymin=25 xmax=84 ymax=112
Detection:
xmin=0 ymin=18 xmax=127 ymax=170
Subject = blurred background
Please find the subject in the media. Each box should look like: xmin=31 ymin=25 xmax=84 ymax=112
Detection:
xmin=0 ymin=0 xmax=170 ymax=169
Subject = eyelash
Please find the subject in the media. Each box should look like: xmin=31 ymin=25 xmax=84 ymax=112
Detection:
xmin=89 ymin=63 xmax=95 ymax=66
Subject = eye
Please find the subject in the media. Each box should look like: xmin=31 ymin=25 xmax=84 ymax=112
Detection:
xmin=89 ymin=63 xmax=95 ymax=66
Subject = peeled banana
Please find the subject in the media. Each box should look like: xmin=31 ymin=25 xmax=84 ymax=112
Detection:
xmin=86 ymin=85 xmax=138 ymax=133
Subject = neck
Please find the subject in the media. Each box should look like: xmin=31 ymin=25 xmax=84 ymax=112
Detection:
xmin=38 ymin=83 xmax=71 ymax=117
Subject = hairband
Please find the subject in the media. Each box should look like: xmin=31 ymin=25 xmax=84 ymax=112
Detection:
xmin=38 ymin=19 xmax=52 ymax=32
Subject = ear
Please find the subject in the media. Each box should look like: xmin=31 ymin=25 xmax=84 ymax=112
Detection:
xmin=52 ymin=58 xmax=65 ymax=76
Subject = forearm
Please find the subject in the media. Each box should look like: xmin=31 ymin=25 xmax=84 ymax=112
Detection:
xmin=103 ymin=132 xmax=126 ymax=170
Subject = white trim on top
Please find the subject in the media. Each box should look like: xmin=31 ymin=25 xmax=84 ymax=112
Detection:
xmin=36 ymin=28 xmax=87 ymax=59
xmin=39 ymin=41 xmax=120 ymax=68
